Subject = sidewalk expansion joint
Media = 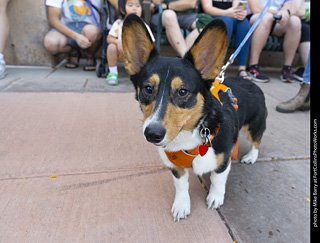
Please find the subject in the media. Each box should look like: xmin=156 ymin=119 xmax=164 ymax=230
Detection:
xmin=45 ymin=67 xmax=58 ymax=78
xmin=0 ymin=166 xmax=167 ymax=182
xmin=232 ymin=155 xmax=309 ymax=164
xmin=0 ymin=77 xmax=21 ymax=92
xmin=197 ymin=175 xmax=237 ymax=242
xmin=61 ymin=167 xmax=167 ymax=191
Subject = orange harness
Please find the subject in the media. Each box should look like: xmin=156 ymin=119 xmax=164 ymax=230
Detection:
xmin=164 ymin=79 xmax=239 ymax=168
xmin=164 ymin=126 xmax=220 ymax=168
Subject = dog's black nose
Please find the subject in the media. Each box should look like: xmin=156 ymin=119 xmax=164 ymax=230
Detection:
xmin=144 ymin=124 xmax=166 ymax=144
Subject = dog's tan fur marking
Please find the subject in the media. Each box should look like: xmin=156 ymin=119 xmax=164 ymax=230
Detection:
xmin=242 ymin=125 xmax=261 ymax=149
xmin=163 ymin=93 xmax=204 ymax=141
xmin=149 ymin=74 xmax=160 ymax=86
xmin=140 ymin=101 xmax=156 ymax=122
xmin=215 ymin=153 xmax=225 ymax=168
xmin=170 ymin=167 xmax=186 ymax=179
xmin=171 ymin=77 xmax=183 ymax=90
xmin=137 ymin=75 xmax=160 ymax=122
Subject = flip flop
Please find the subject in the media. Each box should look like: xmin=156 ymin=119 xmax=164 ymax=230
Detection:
xmin=65 ymin=51 xmax=81 ymax=69
xmin=83 ymin=56 xmax=96 ymax=71
xmin=106 ymin=73 xmax=118 ymax=85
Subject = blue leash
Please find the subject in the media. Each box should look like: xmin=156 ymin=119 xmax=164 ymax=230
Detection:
xmin=217 ymin=0 xmax=271 ymax=82
xmin=86 ymin=0 xmax=102 ymax=30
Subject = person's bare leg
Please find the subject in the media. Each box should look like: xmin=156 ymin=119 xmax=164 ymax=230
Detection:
xmin=82 ymin=24 xmax=102 ymax=70
xmin=107 ymin=43 xmax=118 ymax=67
xmin=162 ymin=10 xmax=188 ymax=57
xmin=272 ymin=16 xmax=301 ymax=66
xmin=43 ymin=31 xmax=78 ymax=67
xmin=0 ymin=0 xmax=10 ymax=55
xmin=43 ymin=31 xmax=71 ymax=55
xmin=298 ymin=41 xmax=310 ymax=68
xmin=248 ymin=13 xmax=273 ymax=66
xmin=185 ymin=23 xmax=199 ymax=52
xmin=0 ymin=0 xmax=11 ymax=79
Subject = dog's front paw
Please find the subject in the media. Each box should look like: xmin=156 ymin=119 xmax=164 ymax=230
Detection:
xmin=192 ymin=148 xmax=216 ymax=176
xmin=206 ymin=189 xmax=225 ymax=210
xmin=171 ymin=195 xmax=191 ymax=222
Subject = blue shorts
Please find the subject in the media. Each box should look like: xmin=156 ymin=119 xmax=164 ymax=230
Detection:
xmin=50 ymin=22 xmax=89 ymax=50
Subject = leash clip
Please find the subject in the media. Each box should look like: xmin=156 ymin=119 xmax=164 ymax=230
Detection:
xmin=216 ymin=59 xmax=231 ymax=84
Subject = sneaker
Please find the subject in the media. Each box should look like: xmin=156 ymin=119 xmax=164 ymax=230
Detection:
xmin=293 ymin=67 xmax=304 ymax=82
xmin=247 ymin=65 xmax=270 ymax=82
xmin=280 ymin=66 xmax=293 ymax=83
xmin=0 ymin=62 xmax=8 ymax=79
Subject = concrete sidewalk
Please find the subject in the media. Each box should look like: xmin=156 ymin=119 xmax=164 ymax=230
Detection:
xmin=0 ymin=61 xmax=310 ymax=243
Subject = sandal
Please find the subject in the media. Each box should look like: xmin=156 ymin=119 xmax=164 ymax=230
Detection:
xmin=65 ymin=51 xmax=81 ymax=69
xmin=238 ymin=70 xmax=252 ymax=80
xmin=83 ymin=56 xmax=96 ymax=71
xmin=106 ymin=73 xmax=118 ymax=85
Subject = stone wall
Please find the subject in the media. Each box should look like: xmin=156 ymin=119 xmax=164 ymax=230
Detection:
xmin=4 ymin=0 xmax=55 ymax=67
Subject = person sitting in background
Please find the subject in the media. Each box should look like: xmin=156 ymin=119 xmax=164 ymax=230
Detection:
xmin=201 ymin=0 xmax=252 ymax=80
xmin=43 ymin=0 xmax=102 ymax=71
xmin=247 ymin=0 xmax=301 ymax=82
xmin=292 ymin=0 xmax=310 ymax=81
xmin=106 ymin=0 xmax=155 ymax=85
xmin=0 ymin=0 xmax=11 ymax=79
xmin=150 ymin=0 xmax=199 ymax=58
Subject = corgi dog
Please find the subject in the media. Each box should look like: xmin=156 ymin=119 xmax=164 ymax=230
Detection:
xmin=122 ymin=14 xmax=267 ymax=221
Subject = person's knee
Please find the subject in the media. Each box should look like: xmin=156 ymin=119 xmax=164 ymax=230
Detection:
xmin=162 ymin=9 xmax=178 ymax=28
xmin=107 ymin=43 xmax=117 ymax=54
xmin=260 ymin=12 xmax=273 ymax=29
xmin=43 ymin=32 xmax=69 ymax=55
xmin=288 ymin=16 xmax=301 ymax=32
xmin=43 ymin=34 xmax=59 ymax=54
xmin=82 ymin=25 xmax=101 ymax=43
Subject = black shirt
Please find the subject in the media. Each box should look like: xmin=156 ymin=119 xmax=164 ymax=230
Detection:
xmin=212 ymin=0 xmax=233 ymax=10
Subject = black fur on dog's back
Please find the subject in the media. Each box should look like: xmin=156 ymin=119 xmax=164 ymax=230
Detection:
xmin=224 ymin=77 xmax=268 ymax=143
xmin=197 ymin=77 xmax=267 ymax=173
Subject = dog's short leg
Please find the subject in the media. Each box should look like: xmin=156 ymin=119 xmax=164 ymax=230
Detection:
xmin=241 ymin=144 xmax=259 ymax=164
xmin=171 ymin=168 xmax=191 ymax=222
xmin=207 ymin=162 xmax=231 ymax=209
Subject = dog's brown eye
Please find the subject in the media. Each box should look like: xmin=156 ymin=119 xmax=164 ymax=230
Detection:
xmin=144 ymin=86 xmax=153 ymax=95
xmin=178 ymin=89 xmax=189 ymax=97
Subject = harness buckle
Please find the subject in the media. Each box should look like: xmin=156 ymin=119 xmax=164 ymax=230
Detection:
xmin=225 ymin=88 xmax=239 ymax=110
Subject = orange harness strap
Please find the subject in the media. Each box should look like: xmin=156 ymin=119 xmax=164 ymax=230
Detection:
xmin=212 ymin=79 xmax=239 ymax=160
xmin=164 ymin=127 xmax=219 ymax=168
xmin=231 ymin=132 xmax=239 ymax=161
xmin=211 ymin=79 xmax=238 ymax=110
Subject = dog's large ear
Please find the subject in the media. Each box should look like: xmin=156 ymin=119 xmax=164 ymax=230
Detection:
xmin=184 ymin=19 xmax=228 ymax=80
xmin=122 ymin=14 xmax=157 ymax=75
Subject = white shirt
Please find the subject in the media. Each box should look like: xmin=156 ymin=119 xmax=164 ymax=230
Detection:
xmin=260 ymin=0 xmax=292 ymax=11
xmin=46 ymin=0 xmax=101 ymax=25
